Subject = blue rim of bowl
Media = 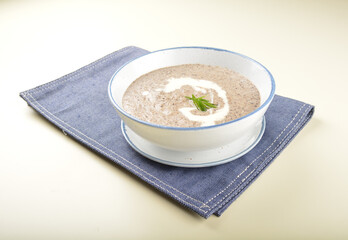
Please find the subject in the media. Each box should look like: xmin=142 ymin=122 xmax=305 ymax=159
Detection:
xmin=108 ymin=46 xmax=276 ymax=131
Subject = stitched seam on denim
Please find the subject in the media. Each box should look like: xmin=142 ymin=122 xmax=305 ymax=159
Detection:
xmin=26 ymin=47 xmax=136 ymax=95
xmin=23 ymin=93 xmax=208 ymax=214
xmin=23 ymin=92 xmax=210 ymax=210
xmin=208 ymin=105 xmax=311 ymax=210
xmin=24 ymin=88 xmax=310 ymax=214
xmin=215 ymin=107 xmax=312 ymax=213
xmin=203 ymin=103 xmax=307 ymax=205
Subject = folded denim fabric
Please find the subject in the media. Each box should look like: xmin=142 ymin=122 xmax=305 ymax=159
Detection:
xmin=20 ymin=46 xmax=314 ymax=218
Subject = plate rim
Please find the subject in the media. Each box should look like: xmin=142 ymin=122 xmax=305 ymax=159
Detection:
xmin=121 ymin=117 xmax=266 ymax=168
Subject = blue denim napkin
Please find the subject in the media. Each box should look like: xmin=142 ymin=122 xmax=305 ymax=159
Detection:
xmin=20 ymin=46 xmax=314 ymax=218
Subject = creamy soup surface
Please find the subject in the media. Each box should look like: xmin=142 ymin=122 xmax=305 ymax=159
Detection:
xmin=122 ymin=64 xmax=260 ymax=127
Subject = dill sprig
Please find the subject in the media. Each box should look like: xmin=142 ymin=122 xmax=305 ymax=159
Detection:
xmin=185 ymin=94 xmax=218 ymax=112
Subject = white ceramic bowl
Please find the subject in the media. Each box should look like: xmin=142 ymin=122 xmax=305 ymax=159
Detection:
xmin=108 ymin=47 xmax=275 ymax=167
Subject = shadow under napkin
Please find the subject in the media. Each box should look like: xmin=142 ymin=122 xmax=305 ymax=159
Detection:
xmin=20 ymin=46 xmax=314 ymax=218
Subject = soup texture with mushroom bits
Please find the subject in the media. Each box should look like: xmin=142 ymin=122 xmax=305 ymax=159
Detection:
xmin=122 ymin=64 xmax=260 ymax=128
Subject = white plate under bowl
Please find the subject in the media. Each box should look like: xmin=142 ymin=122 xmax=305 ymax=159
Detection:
xmin=121 ymin=117 xmax=265 ymax=168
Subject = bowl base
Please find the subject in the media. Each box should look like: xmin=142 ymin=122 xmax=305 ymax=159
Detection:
xmin=121 ymin=117 xmax=265 ymax=168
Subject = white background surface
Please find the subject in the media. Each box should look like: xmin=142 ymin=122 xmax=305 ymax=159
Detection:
xmin=1 ymin=0 xmax=347 ymax=239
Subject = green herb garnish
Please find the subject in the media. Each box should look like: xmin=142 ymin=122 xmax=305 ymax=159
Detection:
xmin=185 ymin=94 xmax=218 ymax=112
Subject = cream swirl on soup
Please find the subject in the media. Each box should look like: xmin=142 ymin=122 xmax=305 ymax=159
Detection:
xmin=122 ymin=64 xmax=260 ymax=128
